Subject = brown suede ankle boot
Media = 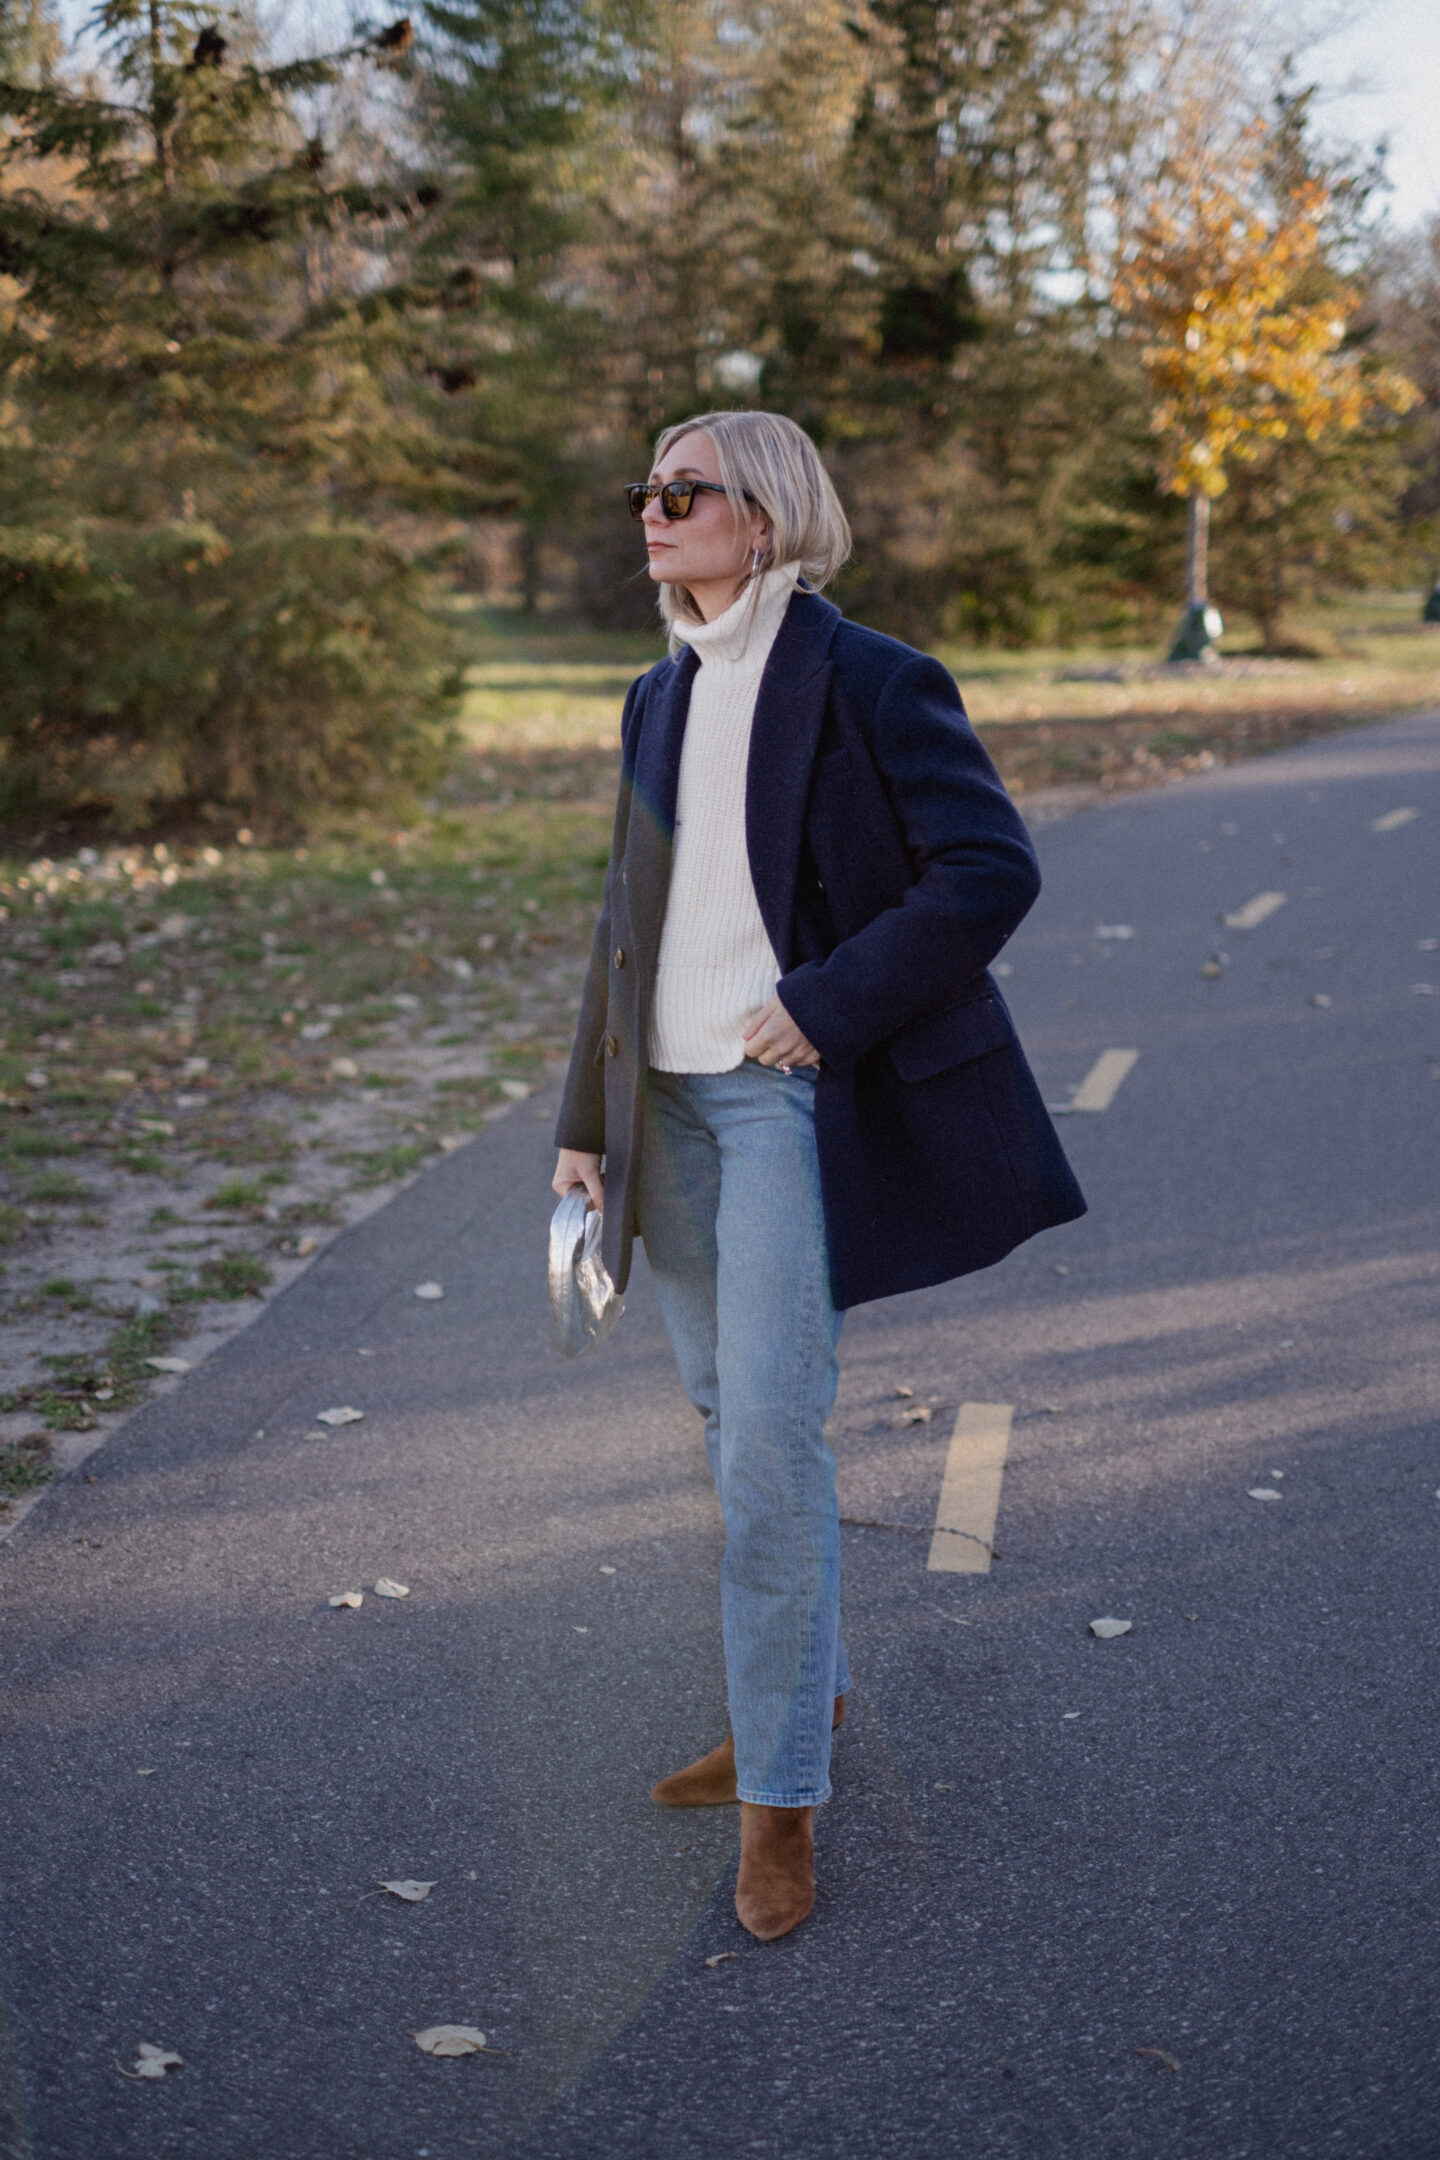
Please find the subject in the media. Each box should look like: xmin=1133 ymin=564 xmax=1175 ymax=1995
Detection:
xmin=735 ymin=1803 xmax=815 ymax=1940
xmin=650 ymin=1695 xmax=846 ymax=1808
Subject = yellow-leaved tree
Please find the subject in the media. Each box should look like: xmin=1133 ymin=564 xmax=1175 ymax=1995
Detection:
xmin=1115 ymin=127 xmax=1416 ymax=658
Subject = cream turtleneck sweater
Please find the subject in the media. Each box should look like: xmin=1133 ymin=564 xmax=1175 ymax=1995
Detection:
xmin=648 ymin=565 xmax=800 ymax=1074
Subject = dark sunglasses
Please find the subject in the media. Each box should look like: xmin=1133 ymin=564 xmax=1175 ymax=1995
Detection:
xmin=625 ymin=479 xmax=751 ymax=520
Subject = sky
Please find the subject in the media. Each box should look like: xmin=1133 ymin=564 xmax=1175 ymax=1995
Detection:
xmin=1309 ymin=0 xmax=1440 ymax=230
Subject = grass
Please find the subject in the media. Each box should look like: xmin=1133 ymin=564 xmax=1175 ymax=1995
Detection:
xmin=0 ymin=1435 xmax=52 ymax=1495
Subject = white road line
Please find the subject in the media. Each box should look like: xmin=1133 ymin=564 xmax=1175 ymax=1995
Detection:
xmin=927 ymin=1402 xmax=1013 ymax=1575
xmin=1373 ymin=806 xmax=1419 ymax=832
xmin=1057 ymin=1047 xmax=1139 ymax=1114
xmin=1223 ymin=890 xmax=1288 ymax=930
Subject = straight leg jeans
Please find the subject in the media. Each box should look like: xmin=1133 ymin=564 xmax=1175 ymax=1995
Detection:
xmin=635 ymin=1061 xmax=850 ymax=1807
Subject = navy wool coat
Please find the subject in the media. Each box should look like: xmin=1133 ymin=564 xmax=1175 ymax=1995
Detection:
xmin=554 ymin=588 xmax=1085 ymax=1309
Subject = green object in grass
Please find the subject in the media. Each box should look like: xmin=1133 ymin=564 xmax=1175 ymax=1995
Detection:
xmin=1167 ymin=603 xmax=1223 ymax=662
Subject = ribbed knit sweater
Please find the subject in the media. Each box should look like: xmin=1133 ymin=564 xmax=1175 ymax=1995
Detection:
xmin=648 ymin=565 xmax=799 ymax=1073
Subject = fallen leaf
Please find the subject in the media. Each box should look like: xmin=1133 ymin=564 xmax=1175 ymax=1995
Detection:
xmin=145 ymin=1356 xmax=191 ymax=1374
xmin=499 ymin=1080 xmax=529 ymax=1101
xmin=103 ymin=1068 xmax=138 ymax=1084
xmin=1135 ymin=2047 xmax=1180 ymax=2074
xmin=599 ymin=1564 xmax=617 ymax=1575
xmin=705 ymin=1952 xmax=738 ymax=1968
xmin=295 ymin=1236 xmax=318 ymax=1257
xmin=329 ymin=1057 xmax=359 ymax=1080
xmin=1311 ymin=993 xmax=1333 ymax=1008
xmin=116 ymin=2043 xmax=183 ymax=2080
xmin=379 ymin=1879 xmax=436 ymax=1902
xmin=1089 ymin=1616 xmax=1132 ymax=1639
xmin=413 ymin=1281 xmax=444 ymax=1300
xmin=1248 ymin=1487 xmax=1283 ymax=1502
xmin=894 ymin=1384 xmax=915 ymax=1398
xmin=1201 ymin=960 xmax=1224 ymax=979
xmin=138 ymin=1119 xmax=174 ymax=1135
xmin=137 ymin=1767 xmax=156 ymax=1776
xmin=328 ymin=1591 xmax=364 ymax=1609
xmin=411 ymin=2025 xmax=487 ymax=2057
xmin=316 ymin=1406 xmax=364 ymax=1426
xmin=373 ymin=1577 xmax=410 ymax=1599
xmin=894 ymin=1404 xmax=932 ymax=1427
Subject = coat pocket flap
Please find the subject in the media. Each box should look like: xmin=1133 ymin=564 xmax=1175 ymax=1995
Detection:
xmin=886 ymin=992 xmax=1012 ymax=1082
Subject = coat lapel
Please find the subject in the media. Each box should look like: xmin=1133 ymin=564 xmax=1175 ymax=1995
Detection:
xmin=746 ymin=590 xmax=839 ymax=973
xmin=626 ymin=644 xmax=698 ymax=975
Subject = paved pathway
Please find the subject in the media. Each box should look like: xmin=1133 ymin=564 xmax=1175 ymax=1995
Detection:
xmin=2 ymin=709 xmax=1438 ymax=2159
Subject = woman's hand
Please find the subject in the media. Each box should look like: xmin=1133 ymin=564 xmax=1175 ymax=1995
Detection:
xmin=742 ymin=998 xmax=821 ymax=1070
xmin=554 ymin=1149 xmax=605 ymax=1211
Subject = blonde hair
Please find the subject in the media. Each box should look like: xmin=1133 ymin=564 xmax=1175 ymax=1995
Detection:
xmin=649 ymin=409 xmax=851 ymax=634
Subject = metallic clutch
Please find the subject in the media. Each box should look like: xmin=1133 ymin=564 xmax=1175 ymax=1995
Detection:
xmin=548 ymin=1189 xmax=625 ymax=1358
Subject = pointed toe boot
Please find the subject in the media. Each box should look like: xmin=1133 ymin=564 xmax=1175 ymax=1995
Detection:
xmin=735 ymin=1802 xmax=815 ymax=1940
xmin=650 ymin=1695 xmax=846 ymax=1809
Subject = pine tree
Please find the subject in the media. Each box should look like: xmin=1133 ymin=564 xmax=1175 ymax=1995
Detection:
xmin=0 ymin=0 xmax=497 ymax=831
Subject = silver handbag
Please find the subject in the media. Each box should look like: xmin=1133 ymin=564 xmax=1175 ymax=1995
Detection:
xmin=548 ymin=1189 xmax=625 ymax=1357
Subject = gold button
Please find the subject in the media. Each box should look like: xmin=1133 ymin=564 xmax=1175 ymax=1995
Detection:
xmin=613 ymin=947 xmax=625 ymax=969
xmin=604 ymin=1034 xmax=618 ymax=1058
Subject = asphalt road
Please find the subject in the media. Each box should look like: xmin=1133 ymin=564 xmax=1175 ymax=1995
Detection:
xmin=2 ymin=706 xmax=1438 ymax=2160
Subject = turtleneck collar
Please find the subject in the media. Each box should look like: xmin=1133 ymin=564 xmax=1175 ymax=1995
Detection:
xmin=673 ymin=562 xmax=801 ymax=667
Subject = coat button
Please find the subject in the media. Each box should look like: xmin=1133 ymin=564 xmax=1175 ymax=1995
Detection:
xmin=604 ymin=1034 xmax=619 ymax=1058
xmin=613 ymin=946 xmax=625 ymax=969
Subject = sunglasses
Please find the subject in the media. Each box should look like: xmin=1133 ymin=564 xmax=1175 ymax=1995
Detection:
xmin=625 ymin=479 xmax=751 ymax=520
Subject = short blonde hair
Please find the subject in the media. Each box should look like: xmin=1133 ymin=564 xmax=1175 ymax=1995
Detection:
xmin=650 ymin=409 xmax=852 ymax=632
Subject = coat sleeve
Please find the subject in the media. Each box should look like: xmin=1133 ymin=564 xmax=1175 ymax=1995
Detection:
xmin=553 ymin=679 xmax=641 ymax=1153
xmin=774 ymin=652 xmax=1039 ymax=1077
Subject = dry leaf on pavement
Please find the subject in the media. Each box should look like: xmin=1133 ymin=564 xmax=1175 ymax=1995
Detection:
xmin=145 ymin=1356 xmax=192 ymax=1373
xmin=1247 ymin=1487 xmax=1283 ymax=1502
xmin=705 ymin=1952 xmax=738 ymax=1968
xmin=373 ymin=1577 xmax=410 ymax=1599
xmin=380 ymin=1879 xmax=436 ymax=1902
xmin=412 ymin=2025 xmax=488 ymax=2057
xmin=1135 ymin=2047 xmax=1181 ymax=2073
xmin=316 ymin=1406 xmax=364 ymax=1426
xmin=328 ymin=1591 xmax=364 ymax=1609
xmin=892 ymin=1404 xmax=932 ymax=1427
xmin=1089 ymin=1616 xmax=1132 ymax=1639
xmin=413 ymin=1282 xmax=444 ymax=1300
xmin=115 ymin=2044 xmax=184 ymax=2080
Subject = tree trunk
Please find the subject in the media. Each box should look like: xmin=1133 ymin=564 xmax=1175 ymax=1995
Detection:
xmin=1184 ymin=492 xmax=1210 ymax=606
xmin=519 ymin=525 xmax=541 ymax=617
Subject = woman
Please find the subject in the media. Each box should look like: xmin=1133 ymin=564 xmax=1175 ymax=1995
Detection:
xmin=553 ymin=410 xmax=1084 ymax=1942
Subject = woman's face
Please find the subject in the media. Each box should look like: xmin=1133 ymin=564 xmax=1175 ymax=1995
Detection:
xmin=641 ymin=432 xmax=767 ymax=603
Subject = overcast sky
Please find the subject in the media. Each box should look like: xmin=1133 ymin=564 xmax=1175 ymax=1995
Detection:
xmin=1312 ymin=0 xmax=1440 ymax=230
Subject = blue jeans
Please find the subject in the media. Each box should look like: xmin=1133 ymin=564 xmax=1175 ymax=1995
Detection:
xmin=636 ymin=1061 xmax=850 ymax=1807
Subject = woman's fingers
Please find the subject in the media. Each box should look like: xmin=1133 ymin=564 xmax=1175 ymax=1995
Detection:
xmin=554 ymin=1149 xmax=605 ymax=1209
xmin=742 ymin=998 xmax=821 ymax=1068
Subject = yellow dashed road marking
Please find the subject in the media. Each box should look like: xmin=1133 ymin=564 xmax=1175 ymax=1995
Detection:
xmin=927 ymin=1402 xmax=1013 ymax=1575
